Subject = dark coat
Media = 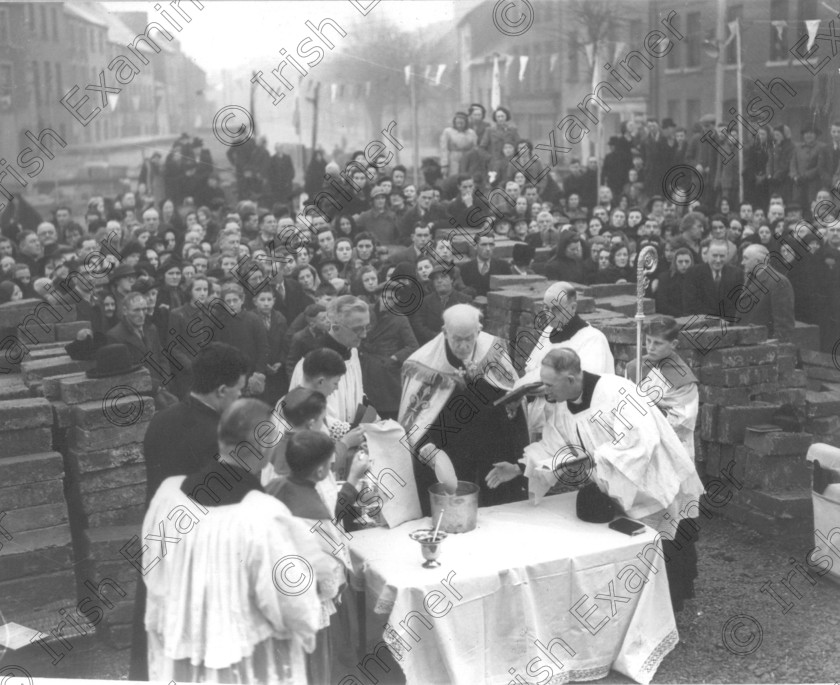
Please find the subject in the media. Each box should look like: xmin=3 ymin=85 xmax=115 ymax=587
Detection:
xmin=460 ymin=257 xmax=511 ymax=296
xmin=215 ymin=309 xmax=269 ymax=375
xmin=359 ymin=306 xmax=419 ymax=414
xmin=410 ymin=288 xmax=473 ymax=344
xmin=684 ymin=263 xmax=743 ymax=321
xmin=287 ymin=326 xmax=327 ymax=370
xmin=106 ymin=320 xmax=171 ymax=391
xmin=398 ymin=203 xmax=447 ymax=243
xmin=739 ymin=266 xmax=795 ymax=341
xmin=143 ymin=395 xmax=220 ymax=504
xmin=272 ymin=277 xmax=313 ymax=323
xmin=654 ymin=270 xmax=691 ymax=318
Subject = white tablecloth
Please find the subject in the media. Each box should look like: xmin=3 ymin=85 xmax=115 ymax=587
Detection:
xmin=348 ymin=492 xmax=678 ymax=685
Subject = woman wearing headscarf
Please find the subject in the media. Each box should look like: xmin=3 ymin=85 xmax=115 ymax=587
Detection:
xmin=544 ymin=232 xmax=586 ymax=283
xmin=654 ymin=246 xmax=694 ymax=317
xmin=440 ymin=112 xmax=478 ymax=178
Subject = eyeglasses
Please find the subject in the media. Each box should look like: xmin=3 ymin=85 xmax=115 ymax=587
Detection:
xmin=338 ymin=322 xmax=372 ymax=335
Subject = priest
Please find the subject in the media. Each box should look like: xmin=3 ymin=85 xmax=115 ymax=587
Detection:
xmin=399 ymin=304 xmax=529 ymax=514
xmin=518 ymin=281 xmax=615 ymax=436
xmin=488 ymin=348 xmax=705 ymax=611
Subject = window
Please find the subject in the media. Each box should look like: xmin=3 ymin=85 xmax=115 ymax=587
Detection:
xmin=51 ymin=6 xmax=58 ymax=41
xmin=686 ymin=99 xmax=701 ymax=125
xmin=0 ymin=8 xmax=9 ymax=44
xmin=23 ymin=4 xmax=31 ymax=32
xmin=686 ymin=12 xmax=702 ymax=67
xmin=725 ymin=6 xmax=743 ymax=65
xmin=770 ymin=0 xmax=789 ymax=61
xmin=43 ymin=61 xmax=51 ymax=101
xmin=32 ymin=60 xmax=39 ymax=106
xmin=55 ymin=62 xmax=62 ymax=95
xmin=39 ymin=4 xmax=48 ymax=39
xmin=0 ymin=64 xmax=12 ymax=98
xmin=667 ymin=100 xmax=680 ymax=122
xmin=667 ymin=14 xmax=680 ymax=68
xmin=568 ymin=34 xmax=579 ymax=82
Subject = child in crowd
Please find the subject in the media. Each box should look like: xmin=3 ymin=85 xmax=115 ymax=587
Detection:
xmin=269 ymin=429 xmax=368 ymax=685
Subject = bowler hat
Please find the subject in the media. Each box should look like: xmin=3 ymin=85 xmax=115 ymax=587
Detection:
xmin=85 ymin=343 xmax=144 ymax=378
xmin=108 ymin=263 xmax=138 ymax=284
xmin=576 ymin=482 xmax=617 ymax=523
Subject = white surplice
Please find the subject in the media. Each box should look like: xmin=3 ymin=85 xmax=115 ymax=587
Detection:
xmin=523 ymin=373 xmax=704 ymax=540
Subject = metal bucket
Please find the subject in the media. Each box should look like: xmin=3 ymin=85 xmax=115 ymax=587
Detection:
xmin=429 ymin=481 xmax=480 ymax=533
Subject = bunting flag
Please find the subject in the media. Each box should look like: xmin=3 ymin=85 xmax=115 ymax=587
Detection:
xmin=330 ymin=83 xmax=337 ymax=102
xmin=491 ymin=54 xmax=501 ymax=110
xmin=518 ymin=55 xmax=529 ymax=82
xmin=504 ymin=54 xmax=514 ymax=79
xmin=109 ymin=92 xmax=119 ymax=112
xmin=806 ymin=19 xmax=821 ymax=52
xmin=724 ymin=20 xmax=738 ymax=47
xmin=771 ymin=19 xmax=788 ymax=42
xmin=423 ymin=65 xmax=432 ymax=81
xmin=584 ymin=43 xmax=595 ymax=67
xmin=293 ymin=79 xmax=301 ymax=136
xmin=434 ymin=64 xmax=446 ymax=86
xmin=550 ymin=53 xmax=559 ymax=72
xmin=404 ymin=64 xmax=412 ymax=85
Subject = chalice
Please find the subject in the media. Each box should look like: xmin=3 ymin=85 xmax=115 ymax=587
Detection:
xmin=409 ymin=529 xmax=448 ymax=568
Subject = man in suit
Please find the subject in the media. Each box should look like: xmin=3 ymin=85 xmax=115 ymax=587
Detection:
xmin=411 ymin=264 xmax=473 ymax=344
xmin=398 ymin=186 xmax=446 ymax=243
xmin=460 ymin=234 xmax=511 ymax=296
xmin=106 ymin=292 xmax=172 ymax=393
xmin=390 ymin=223 xmax=432 ymax=266
xmin=447 ymin=174 xmax=489 ymax=230
xmin=739 ymin=243 xmax=795 ymax=341
xmin=129 ymin=342 xmax=250 ymax=681
xmin=684 ymin=239 xmax=743 ymax=321
xmin=269 ymin=258 xmax=312 ymax=322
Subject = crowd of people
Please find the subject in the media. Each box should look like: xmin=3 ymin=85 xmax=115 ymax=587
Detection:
xmin=6 ymin=102 xmax=838 ymax=683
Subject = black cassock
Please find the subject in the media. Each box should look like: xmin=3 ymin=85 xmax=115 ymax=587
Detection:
xmin=413 ymin=341 xmax=530 ymax=516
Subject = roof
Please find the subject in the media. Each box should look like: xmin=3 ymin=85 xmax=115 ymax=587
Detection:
xmin=63 ymin=3 xmax=108 ymax=28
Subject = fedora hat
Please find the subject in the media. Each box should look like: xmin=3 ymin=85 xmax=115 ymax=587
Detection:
xmin=85 ymin=343 xmax=144 ymax=378
xmin=108 ymin=263 xmax=138 ymax=284
xmin=65 ymin=330 xmax=108 ymax=361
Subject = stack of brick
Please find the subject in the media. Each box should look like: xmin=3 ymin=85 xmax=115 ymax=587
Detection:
xmin=0 ymin=399 xmax=77 ymax=635
xmin=78 ymin=525 xmax=143 ymax=648
xmin=54 ymin=367 xmax=155 ymax=645
xmin=59 ymin=367 xmax=154 ymax=529
xmin=798 ymin=350 xmax=840 ymax=448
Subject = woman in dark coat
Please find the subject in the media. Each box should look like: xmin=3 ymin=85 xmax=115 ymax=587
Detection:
xmin=304 ymin=149 xmax=327 ymax=198
xmin=745 ymin=127 xmax=771 ymax=209
xmin=654 ymin=247 xmax=694 ymax=317
xmin=359 ymin=283 xmax=419 ymax=419
xmin=544 ymin=232 xmax=586 ymax=283
xmin=593 ymin=243 xmax=635 ymax=284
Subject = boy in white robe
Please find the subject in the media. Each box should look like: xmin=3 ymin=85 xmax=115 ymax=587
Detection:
xmin=142 ymin=399 xmax=335 ymax=684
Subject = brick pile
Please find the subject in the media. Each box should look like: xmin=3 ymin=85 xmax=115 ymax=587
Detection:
xmin=55 ymin=367 xmax=155 ymax=645
xmin=0 ymin=399 xmax=77 ymax=637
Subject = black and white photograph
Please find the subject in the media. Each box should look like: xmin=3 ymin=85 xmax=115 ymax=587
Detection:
xmin=1 ymin=0 xmax=840 ymax=682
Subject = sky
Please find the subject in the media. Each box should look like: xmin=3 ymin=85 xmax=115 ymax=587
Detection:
xmin=103 ymin=0 xmax=456 ymax=75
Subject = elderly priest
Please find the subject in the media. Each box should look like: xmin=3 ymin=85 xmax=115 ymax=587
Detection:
xmin=399 ymin=304 xmax=529 ymax=514
xmin=488 ymin=348 xmax=705 ymax=612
